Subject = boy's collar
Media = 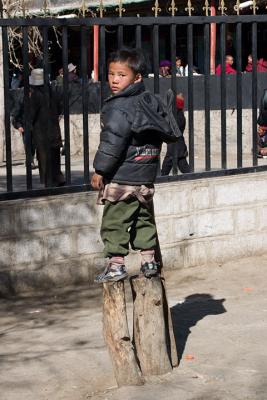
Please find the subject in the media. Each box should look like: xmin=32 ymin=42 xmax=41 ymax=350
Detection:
xmin=105 ymin=81 xmax=145 ymax=102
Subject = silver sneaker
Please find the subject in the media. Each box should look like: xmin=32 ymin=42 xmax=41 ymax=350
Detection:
xmin=140 ymin=261 xmax=160 ymax=278
xmin=94 ymin=265 xmax=128 ymax=284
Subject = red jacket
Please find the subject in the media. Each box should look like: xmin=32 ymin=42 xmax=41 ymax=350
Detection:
xmin=245 ymin=58 xmax=267 ymax=72
xmin=215 ymin=63 xmax=237 ymax=75
xmin=176 ymin=96 xmax=185 ymax=110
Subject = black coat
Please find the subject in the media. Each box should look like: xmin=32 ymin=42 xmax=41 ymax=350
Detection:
xmin=29 ymin=86 xmax=63 ymax=149
xmin=93 ymin=82 xmax=178 ymax=185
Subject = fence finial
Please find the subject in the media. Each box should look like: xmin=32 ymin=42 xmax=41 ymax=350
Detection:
xmin=203 ymin=0 xmax=210 ymax=16
xmin=20 ymin=0 xmax=26 ymax=17
xmin=42 ymin=0 xmax=49 ymax=16
xmin=168 ymin=0 xmax=178 ymax=16
xmin=97 ymin=0 xmax=106 ymax=17
xmin=81 ymin=0 xmax=86 ymax=17
xmin=185 ymin=0 xmax=194 ymax=16
xmin=152 ymin=0 xmax=161 ymax=17
xmin=218 ymin=0 xmax=227 ymax=15
xmin=234 ymin=0 xmax=240 ymax=15
xmin=250 ymin=0 xmax=258 ymax=14
xmin=116 ymin=0 xmax=125 ymax=17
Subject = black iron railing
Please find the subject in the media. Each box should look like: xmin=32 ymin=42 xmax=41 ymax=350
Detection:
xmin=1 ymin=14 xmax=267 ymax=200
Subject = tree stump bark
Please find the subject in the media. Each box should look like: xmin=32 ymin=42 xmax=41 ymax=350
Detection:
xmin=150 ymin=200 xmax=178 ymax=367
xmin=102 ymin=281 xmax=144 ymax=387
xmin=131 ymin=275 xmax=173 ymax=376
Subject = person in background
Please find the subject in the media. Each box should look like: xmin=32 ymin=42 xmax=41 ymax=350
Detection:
xmin=184 ymin=64 xmax=201 ymax=76
xmin=29 ymin=68 xmax=65 ymax=187
xmin=11 ymin=70 xmax=23 ymax=89
xmin=257 ymin=89 xmax=267 ymax=157
xmin=176 ymin=56 xmax=184 ymax=76
xmin=257 ymin=126 xmax=267 ymax=157
xmin=68 ymin=63 xmax=79 ymax=82
xmin=245 ymin=54 xmax=267 ymax=73
xmin=161 ymin=93 xmax=191 ymax=175
xmin=159 ymin=60 xmax=172 ymax=77
xmin=56 ymin=67 xmax=63 ymax=85
xmin=215 ymin=55 xmax=237 ymax=75
xmin=11 ymin=95 xmax=37 ymax=169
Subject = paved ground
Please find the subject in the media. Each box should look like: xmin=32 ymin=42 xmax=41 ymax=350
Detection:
xmin=1 ymin=255 xmax=267 ymax=400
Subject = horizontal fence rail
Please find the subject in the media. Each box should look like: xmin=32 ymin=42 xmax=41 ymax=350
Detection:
xmin=1 ymin=13 xmax=267 ymax=200
xmin=2 ymin=15 xmax=267 ymax=26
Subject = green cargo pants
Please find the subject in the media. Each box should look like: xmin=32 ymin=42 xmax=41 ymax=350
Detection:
xmin=100 ymin=198 xmax=157 ymax=257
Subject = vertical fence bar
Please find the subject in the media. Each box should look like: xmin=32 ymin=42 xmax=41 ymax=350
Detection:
xmin=152 ymin=24 xmax=159 ymax=95
xmin=42 ymin=25 xmax=53 ymax=187
xmin=135 ymin=24 xmax=142 ymax=48
xmin=236 ymin=22 xmax=243 ymax=168
xmin=62 ymin=26 xmax=71 ymax=184
xmin=187 ymin=23 xmax=194 ymax=171
xmin=252 ymin=22 xmax=258 ymax=166
xmin=117 ymin=25 xmax=124 ymax=48
xmin=170 ymin=24 xmax=177 ymax=96
xmin=99 ymin=25 xmax=106 ymax=107
xmin=220 ymin=22 xmax=227 ymax=169
xmin=2 ymin=26 xmax=12 ymax=191
xmin=22 ymin=26 xmax=32 ymax=189
xmin=81 ymin=25 xmax=90 ymax=184
xmin=170 ymin=23 xmax=178 ymax=174
xmin=204 ymin=23 xmax=211 ymax=171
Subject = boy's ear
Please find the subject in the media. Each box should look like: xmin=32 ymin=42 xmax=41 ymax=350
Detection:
xmin=134 ymin=73 xmax=142 ymax=83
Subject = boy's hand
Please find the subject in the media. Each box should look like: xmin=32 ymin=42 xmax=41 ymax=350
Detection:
xmin=91 ymin=173 xmax=104 ymax=190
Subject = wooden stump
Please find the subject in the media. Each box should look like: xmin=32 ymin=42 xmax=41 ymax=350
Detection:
xmin=151 ymin=200 xmax=178 ymax=367
xmin=131 ymin=275 xmax=173 ymax=376
xmin=102 ymin=281 xmax=144 ymax=387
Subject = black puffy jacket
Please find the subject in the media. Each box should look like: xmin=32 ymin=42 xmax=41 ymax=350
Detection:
xmin=93 ymin=81 xmax=179 ymax=185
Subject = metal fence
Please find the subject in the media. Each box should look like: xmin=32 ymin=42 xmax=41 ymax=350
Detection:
xmin=1 ymin=8 xmax=267 ymax=200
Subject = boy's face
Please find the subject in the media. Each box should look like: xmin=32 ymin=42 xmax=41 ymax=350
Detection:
xmin=108 ymin=61 xmax=141 ymax=94
xmin=226 ymin=56 xmax=234 ymax=66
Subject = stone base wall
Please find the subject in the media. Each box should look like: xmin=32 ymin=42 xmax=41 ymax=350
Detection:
xmin=1 ymin=171 xmax=267 ymax=295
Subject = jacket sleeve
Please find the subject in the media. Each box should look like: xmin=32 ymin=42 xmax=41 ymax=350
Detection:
xmin=11 ymin=99 xmax=24 ymax=130
xmin=93 ymin=107 xmax=132 ymax=177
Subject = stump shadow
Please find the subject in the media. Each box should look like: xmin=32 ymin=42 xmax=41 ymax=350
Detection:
xmin=171 ymin=293 xmax=226 ymax=362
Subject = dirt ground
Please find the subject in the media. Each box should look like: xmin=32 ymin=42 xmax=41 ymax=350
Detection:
xmin=1 ymin=255 xmax=267 ymax=400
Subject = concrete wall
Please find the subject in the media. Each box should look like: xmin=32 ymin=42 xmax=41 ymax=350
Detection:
xmin=1 ymin=171 xmax=267 ymax=295
xmin=0 ymin=108 xmax=255 ymax=165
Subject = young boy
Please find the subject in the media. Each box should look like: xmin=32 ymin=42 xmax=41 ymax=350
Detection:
xmin=91 ymin=48 xmax=178 ymax=283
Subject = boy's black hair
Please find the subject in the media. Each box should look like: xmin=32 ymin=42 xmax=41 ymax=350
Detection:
xmin=108 ymin=48 xmax=147 ymax=75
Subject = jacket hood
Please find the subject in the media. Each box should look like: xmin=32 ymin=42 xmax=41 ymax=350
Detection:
xmin=105 ymin=81 xmax=145 ymax=103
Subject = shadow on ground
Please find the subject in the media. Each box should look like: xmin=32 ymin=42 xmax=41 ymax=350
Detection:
xmin=171 ymin=293 xmax=226 ymax=362
xmin=0 ymin=285 xmax=104 ymax=370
